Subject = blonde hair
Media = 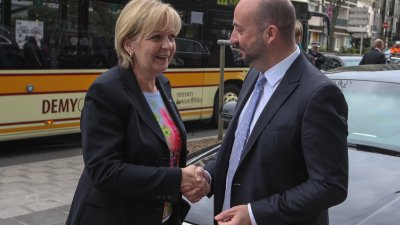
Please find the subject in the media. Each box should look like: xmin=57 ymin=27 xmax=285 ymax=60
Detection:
xmin=295 ymin=20 xmax=303 ymax=37
xmin=114 ymin=0 xmax=182 ymax=68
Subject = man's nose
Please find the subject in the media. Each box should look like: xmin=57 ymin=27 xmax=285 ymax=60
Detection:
xmin=230 ymin=30 xmax=238 ymax=45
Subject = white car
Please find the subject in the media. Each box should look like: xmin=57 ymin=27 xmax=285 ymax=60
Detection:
xmin=321 ymin=54 xmax=363 ymax=71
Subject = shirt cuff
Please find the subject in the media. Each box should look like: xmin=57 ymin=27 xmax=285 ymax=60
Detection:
xmin=248 ymin=204 xmax=257 ymax=225
xmin=203 ymin=170 xmax=212 ymax=184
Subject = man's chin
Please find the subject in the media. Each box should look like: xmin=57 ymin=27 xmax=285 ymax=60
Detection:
xmin=242 ymin=57 xmax=251 ymax=65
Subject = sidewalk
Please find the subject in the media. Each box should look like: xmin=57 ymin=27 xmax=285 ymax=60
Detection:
xmin=0 ymin=135 xmax=221 ymax=225
xmin=0 ymin=155 xmax=82 ymax=225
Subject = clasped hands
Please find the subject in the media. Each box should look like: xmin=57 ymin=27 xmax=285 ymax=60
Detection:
xmin=181 ymin=165 xmax=210 ymax=203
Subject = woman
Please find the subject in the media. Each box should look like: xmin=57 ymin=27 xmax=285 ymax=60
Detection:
xmin=66 ymin=0 xmax=207 ymax=224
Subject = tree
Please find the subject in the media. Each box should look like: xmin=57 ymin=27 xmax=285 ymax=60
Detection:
xmin=325 ymin=0 xmax=346 ymax=52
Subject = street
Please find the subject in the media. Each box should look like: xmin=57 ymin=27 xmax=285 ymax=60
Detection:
xmin=0 ymin=121 xmax=220 ymax=225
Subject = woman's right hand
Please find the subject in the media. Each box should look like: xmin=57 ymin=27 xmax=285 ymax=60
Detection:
xmin=181 ymin=165 xmax=210 ymax=203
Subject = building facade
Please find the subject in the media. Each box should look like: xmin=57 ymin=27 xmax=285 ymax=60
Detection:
xmin=306 ymin=0 xmax=400 ymax=52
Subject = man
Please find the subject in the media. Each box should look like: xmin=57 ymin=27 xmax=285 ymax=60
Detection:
xmin=359 ymin=39 xmax=386 ymax=65
xmin=202 ymin=0 xmax=349 ymax=224
xmin=307 ymin=41 xmax=326 ymax=69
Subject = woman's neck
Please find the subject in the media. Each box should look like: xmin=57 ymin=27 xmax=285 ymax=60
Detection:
xmin=133 ymin=69 xmax=158 ymax=92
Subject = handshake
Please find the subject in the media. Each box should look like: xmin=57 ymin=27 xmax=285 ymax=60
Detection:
xmin=181 ymin=165 xmax=210 ymax=203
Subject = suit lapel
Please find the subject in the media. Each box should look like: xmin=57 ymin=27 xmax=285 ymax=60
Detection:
xmin=239 ymin=54 xmax=306 ymax=163
xmin=120 ymin=67 xmax=168 ymax=147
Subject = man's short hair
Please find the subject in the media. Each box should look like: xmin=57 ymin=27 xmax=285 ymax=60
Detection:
xmin=373 ymin=39 xmax=384 ymax=49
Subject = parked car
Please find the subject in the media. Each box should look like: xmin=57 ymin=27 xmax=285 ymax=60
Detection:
xmin=320 ymin=54 xmax=362 ymax=71
xmin=183 ymin=64 xmax=400 ymax=225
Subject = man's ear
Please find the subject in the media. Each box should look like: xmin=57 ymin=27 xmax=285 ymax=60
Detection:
xmin=263 ymin=25 xmax=278 ymax=45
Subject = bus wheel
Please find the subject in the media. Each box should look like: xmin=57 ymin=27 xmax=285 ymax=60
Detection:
xmin=212 ymin=83 xmax=240 ymax=127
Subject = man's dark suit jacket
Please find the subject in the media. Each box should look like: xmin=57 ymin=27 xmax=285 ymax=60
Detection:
xmin=66 ymin=66 xmax=189 ymax=225
xmin=205 ymin=53 xmax=349 ymax=225
xmin=359 ymin=48 xmax=386 ymax=65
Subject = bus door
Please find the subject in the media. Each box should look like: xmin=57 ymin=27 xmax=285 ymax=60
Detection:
xmin=167 ymin=9 xmax=208 ymax=121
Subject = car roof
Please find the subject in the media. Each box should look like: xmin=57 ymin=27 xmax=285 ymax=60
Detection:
xmin=336 ymin=55 xmax=362 ymax=60
xmin=326 ymin=64 xmax=400 ymax=83
xmin=324 ymin=54 xmax=362 ymax=58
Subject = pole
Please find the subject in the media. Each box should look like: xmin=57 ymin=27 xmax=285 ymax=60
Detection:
xmin=384 ymin=28 xmax=389 ymax=47
xmin=360 ymin=32 xmax=364 ymax=54
xmin=217 ymin=40 xmax=231 ymax=140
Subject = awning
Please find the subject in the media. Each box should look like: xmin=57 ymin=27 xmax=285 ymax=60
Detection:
xmin=309 ymin=29 xmax=323 ymax=33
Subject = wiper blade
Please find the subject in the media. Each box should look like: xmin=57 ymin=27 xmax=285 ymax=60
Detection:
xmin=348 ymin=143 xmax=400 ymax=157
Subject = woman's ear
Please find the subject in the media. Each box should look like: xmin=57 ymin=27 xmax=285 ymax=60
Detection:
xmin=123 ymin=38 xmax=133 ymax=57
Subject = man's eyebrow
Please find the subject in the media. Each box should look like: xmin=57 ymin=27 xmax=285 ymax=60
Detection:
xmin=232 ymin=22 xmax=242 ymax=28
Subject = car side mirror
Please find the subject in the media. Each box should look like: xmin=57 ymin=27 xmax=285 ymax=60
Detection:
xmin=219 ymin=101 xmax=237 ymax=122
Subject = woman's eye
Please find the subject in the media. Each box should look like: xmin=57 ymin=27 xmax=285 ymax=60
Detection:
xmin=150 ymin=35 xmax=161 ymax=40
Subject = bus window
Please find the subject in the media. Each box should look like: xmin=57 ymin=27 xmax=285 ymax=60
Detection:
xmin=206 ymin=10 xmax=242 ymax=67
xmin=85 ymin=1 xmax=121 ymax=68
xmin=0 ymin=25 xmax=24 ymax=68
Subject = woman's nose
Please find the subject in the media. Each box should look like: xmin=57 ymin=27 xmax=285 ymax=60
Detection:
xmin=162 ymin=37 xmax=174 ymax=49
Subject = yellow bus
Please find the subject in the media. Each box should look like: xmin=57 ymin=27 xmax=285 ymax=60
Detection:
xmin=0 ymin=0 xmax=323 ymax=141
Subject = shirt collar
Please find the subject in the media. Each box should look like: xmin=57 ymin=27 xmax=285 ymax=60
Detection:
xmin=261 ymin=45 xmax=300 ymax=87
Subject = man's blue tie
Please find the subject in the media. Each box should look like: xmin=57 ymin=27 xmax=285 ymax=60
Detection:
xmin=223 ymin=73 xmax=267 ymax=210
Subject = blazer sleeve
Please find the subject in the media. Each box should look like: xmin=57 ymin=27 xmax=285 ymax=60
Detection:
xmin=251 ymin=82 xmax=349 ymax=224
xmin=359 ymin=55 xmax=365 ymax=65
xmin=379 ymin=52 xmax=386 ymax=64
xmin=81 ymin=78 xmax=182 ymax=202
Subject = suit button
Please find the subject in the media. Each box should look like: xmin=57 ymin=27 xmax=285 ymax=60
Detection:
xmin=233 ymin=183 xmax=241 ymax=186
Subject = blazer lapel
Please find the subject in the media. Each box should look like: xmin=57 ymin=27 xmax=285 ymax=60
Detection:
xmin=239 ymin=54 xmax=306 ymax=163
xmin=120 ymin=67 xmax=168 ymax=147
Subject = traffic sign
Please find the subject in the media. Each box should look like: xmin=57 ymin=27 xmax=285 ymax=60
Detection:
xmin=383 ymin=22 xmax=389 ymax=29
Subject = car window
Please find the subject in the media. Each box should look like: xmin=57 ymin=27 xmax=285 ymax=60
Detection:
xmin=171 ymin=38 xmax=208 ymax=67
xmin=329 ymin=58 xmax=342 ymax=70
xmin=175 ymin=38 xmax=205 ymax=54
xmin=342 ymin=58 xmax=362 ymax=66
xmin=321 ymin=57 xmax=331 ymax=71
xmin=334 ymin=79 xmax=400 ymax=152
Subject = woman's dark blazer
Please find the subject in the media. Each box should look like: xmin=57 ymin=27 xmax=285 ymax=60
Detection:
xmin=66 ymin=65 xmax=189 ymax=225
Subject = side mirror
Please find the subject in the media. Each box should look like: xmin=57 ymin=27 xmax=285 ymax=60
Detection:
xmin=219 ymin=101 xmax=237 ymax=122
